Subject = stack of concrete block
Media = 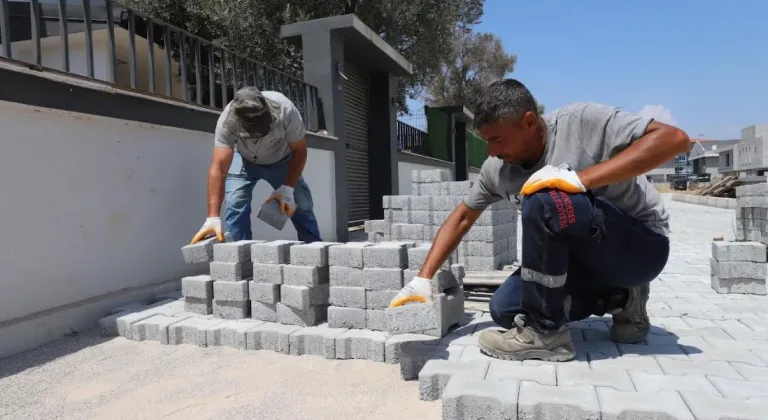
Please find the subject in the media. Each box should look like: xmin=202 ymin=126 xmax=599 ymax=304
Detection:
xmin=734 ymin=183 xmax=768 ymax=243
xmin=326 ymin=240 xmax=466 ymax=337
xmin=364 ymin=169 xmax=517 ymax=271
xmin=181 ymin=275 xmax=214 ymax=315
xmin=210 ymin=240 xmax=262 ymax=319
xmin=710 ymin=240 xmax=767 ymax=295
xmin=278 ymin=242 xmax=339 ymax=326
xmin=249 ymin=240 xmax=302 ymax=322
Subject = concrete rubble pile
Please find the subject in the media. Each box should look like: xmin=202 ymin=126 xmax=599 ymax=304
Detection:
xmin=365 ymin=169 xmax=518 ymax=271
xmin=710 ymin=183 xmax=768 ymax=295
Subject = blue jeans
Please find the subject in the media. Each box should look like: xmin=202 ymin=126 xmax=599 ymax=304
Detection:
xmin=489 ymin=189 xmax=669 ymax=331
xmin=224 ymin=152 xmax=322 ymax=243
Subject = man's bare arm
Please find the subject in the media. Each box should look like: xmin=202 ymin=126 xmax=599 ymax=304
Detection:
xmin=418 ymin=202 xmax=484 ymax=279
xmin=284 ymin=138 xmax=308 ymax=188
xmin=578 ymin=121 xmax=690 ymax=190
xmin=207 ymin=147 xmax=234 ymax=217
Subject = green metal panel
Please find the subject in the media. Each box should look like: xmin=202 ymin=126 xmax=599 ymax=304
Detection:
xmin=467 ymin=129 xmax=489 ymax=169
xmin=425 ymin=107 xmax=451 ymax=161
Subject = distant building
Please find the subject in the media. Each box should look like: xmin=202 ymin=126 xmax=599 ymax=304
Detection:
xmin=646 ymin=138 xmax=738 ymax=182
xmin=719 ymin=124 xmax=768 ymax=177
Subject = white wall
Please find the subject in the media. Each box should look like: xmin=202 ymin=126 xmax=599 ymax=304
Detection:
xmin=397 ymin=153 xmax=454 ymax=194
xmin=0 ymin=100 xmax=336 ymax=356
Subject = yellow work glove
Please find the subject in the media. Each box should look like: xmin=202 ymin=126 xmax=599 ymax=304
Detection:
xmin=389 ymin=276 xmax=433 ymax=307
xmin=190 ymin=217 xmax=224 ymax=244
xmin=265 ymin=185 xmax=296 ymax=216
xmin=520 ymin=164 xmax=587 ymax=196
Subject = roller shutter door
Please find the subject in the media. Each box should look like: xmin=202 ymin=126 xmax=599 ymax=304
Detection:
xmin=343 ymin=62 xmax=370 ymax=226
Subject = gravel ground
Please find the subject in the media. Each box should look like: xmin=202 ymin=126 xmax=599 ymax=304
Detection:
xmin=0 ymin=330 xmax=441 ymax=420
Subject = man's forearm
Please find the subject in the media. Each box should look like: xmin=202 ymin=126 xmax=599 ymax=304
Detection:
xmin=284 ymin=147 xmax=307 ymax=188
xmin=578 ymin=123 xmax=690 ymax=190
xmin=207 ymin=170 xmax=226 ymax=217
xmin=418 ymin=205 xmax=476 ymax=279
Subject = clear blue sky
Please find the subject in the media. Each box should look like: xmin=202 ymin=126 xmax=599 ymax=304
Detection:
xmin=406 ymin=0 xmax=767 ymax=139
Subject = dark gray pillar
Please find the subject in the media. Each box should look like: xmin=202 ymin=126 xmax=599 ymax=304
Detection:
xmin=368 ymin=71 xmax=399 ymax=218
xmin=454 ymin=120 xmax=468 ymax=181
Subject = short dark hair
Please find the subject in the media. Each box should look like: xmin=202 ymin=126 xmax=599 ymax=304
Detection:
xmin=473 ymin=79 xmax=539 ymax=129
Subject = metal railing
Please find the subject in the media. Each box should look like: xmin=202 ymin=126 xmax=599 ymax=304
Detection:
xmin=397 ymin=119 xmax=429 ymax=157
xmin=0 ymin=0 xmax=325 ymax=131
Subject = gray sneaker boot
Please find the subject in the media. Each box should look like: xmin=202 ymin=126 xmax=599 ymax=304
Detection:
xmin=609 ymin=283 xmax=650 ymax=343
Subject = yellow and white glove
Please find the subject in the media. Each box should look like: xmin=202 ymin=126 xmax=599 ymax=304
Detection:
xmin=520 ymin=164 xmax=586 ymax=196
xmin=389 ymin=276 xmax=433 ymax=307
xmin=190 ymin=217 xmax=224 ymax=244
xmin=265 ymin=185 xmax=296 ymax=216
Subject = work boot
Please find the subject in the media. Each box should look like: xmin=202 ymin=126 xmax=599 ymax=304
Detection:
xmin=478 ymin=314 xmax=575 ymax=362
xmin=609 ymin=283 xmax=650 ymax=343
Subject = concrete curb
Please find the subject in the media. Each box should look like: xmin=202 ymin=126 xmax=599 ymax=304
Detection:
xmin=671 ymin=193 xmax=737 ymax=209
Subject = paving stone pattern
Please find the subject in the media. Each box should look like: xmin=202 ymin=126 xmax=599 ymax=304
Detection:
xmin=364 ymin=169 xmax=518 ymax=271
xmin=132 ymin=196 xmax=768 ymax=418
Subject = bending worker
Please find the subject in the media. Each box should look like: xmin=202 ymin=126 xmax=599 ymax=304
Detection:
xmin=191 ymin=86 xmax=322 ymax=244
xmin=390 ymin=79 xmax=690 ymax=362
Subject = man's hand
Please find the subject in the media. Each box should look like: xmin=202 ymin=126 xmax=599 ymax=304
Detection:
xmin=389 ymin=276 xmax=433 ymax=307
xmin=266 ymin=185 xmax=296 ymax=216
xmin=191 ymin=217 xmax=224 ymax=244
xmin=520 ymin=164 xmax=587 ymax=196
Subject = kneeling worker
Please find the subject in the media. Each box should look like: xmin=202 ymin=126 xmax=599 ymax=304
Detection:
xmin=390 ymin=79 xmax=690 ymax=361
xmin=191 ymin=86 xmax=323 ymax=244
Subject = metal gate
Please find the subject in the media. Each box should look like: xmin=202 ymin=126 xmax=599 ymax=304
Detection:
xmin=343 ymin=62 xmax=370 ymax=226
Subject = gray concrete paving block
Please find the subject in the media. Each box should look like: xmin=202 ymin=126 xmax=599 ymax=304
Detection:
xmin=363 ymin=267 xmax=405 ymax=291
xmin=681 ymin=392 xmax=768 ymax=420
xmin=335 ymin=329 xmax=388 ymax=362
xmin=251 ymin=263 xmax=284 ymax=284
xmin=250 ymin=240 xmax=301 ymax=264
xmin=181 ymin=236 xmax=220 ymax=264
xmin=486 ymin=359 xmax=557 ymax=386
xmin=364 ymin=219 xmax=390 ymax=234
xmin=711 ymin=258 xmax=766 ymax=279
xmin=442 ymin=376 xmax=519 ymax=420
xmin=399 ymin=342 xmax=463 ymax=381
xmin=392 ymin=223 xmax=425 ymax=241
xmin=383 ymin=333 xmax=438 ymax=364
xmin=392 ymin=209 xmax=412 ymax=224
xmin=711 ymin=275 xmax=767 ymax=295
xmin=597 ymin=388 xmax=694 ymax=420
xmin=389 ymin=195 xmax=412 ymax=210
xmin=517 ymin=381 xmax=600 ymax=420
xmin=445 ymin=181 xmax=472 ymax=196
xmin=327 ymin=306 xmax=367 ymax=329
xmin=183 ymin=297 xmax=212 ymax=315
xmin=629 ymin=371 xmax=720 ymax=395
xmin=210 ymin=261 xmax=252 ymax=281
xmin=99 ymin=309 xmax=135 ymax=336
xmin=130 ymin=314 xmax=189 ymax=344
xmin=412 ymin=169 xmax=452 ymax=183
xmin=329 ymin=266 xmax=365 ymax=288
xmin=249 ymin=282 xmax=281 ymax=304
xmin=328 ymin=242 xmax=372 ymax=267
xmin=362 ymin=243 xmax=409 ymax=269
xmin=366 ymin=309 xmax=388 ymax=332
xmin=409 ymin=196 xmax=434 ymax=211
xmin=116 ymin=307 xmax=173 ymax=339
xmin=276 ymin=302 xmax=327 ymax=327
xmin=712 ymin=240 xmax=767 ymax=262
xmin=386 ymin=301 xmax=437 ymax=335
xmin=181 ymin=275 xmax=214 ymax=299
xmin=280 ymin=284 xmax=330 ymax=309
xmin=245 ymin=322 xmax=301 ymax=353
xmin=250 ymin=301 xmax=277 ymax=322
xmin=410 ymin=211 xmax=434 ymax=226
xmin=418 ymin=359 xmax=490 ymax=401
xmin=464 ymin=223 xmax=515 ymax=242
xmin=212 ymin=300 xmax=249 ymax=320
xmin=329 ymin=286 xmax=367 ymax=309
xmin=283 ymin=265 xmax=329 ymax=287
xmin=473 ymin=208 xmax=517 ymax=226
xmin=290 ymin=242 xmax=340 ymax=267
xmin=365 ymin=290 xmax=399 ymax=310
xmin=167 ymin=317 xmax=224 ymax=347
xmin=256 ymin=200 xmax=289 ymax=230
xmin=557 ymin=366 xmax=635 ymax=392
xmin=206 ymin=319 xmax=264 ymax=350
xmin=213 ymin=240 xmax=263 ymax=263
xmin=288 ymin=323 xmax=349 ymax=359
xmin=213 ymin=280 xmax=249 ymax=301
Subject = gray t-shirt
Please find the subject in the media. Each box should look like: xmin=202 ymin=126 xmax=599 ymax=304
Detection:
xmin=464 ymin=102 xmax=670 ymax=237
xmin=214 ymin=91 xmax=307 ymax=165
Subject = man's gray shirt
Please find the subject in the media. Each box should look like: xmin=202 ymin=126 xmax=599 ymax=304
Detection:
xmin=214 ymin=91 xmax=307 ymax=165
xmin=464 ymin=102 xmax=670 ymax=237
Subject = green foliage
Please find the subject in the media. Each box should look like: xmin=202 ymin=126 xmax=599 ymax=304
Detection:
xmin=121 ymin=0 xmax=485 ymax=113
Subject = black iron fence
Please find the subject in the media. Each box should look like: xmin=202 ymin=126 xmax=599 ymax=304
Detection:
xmin=0 ymin=0 xmax=325 ymax=131
xmin=397 ymin=119 xmax=429 ymax=156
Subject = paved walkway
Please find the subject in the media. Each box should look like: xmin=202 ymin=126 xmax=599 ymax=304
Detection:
xmin=1 ymin=196 xmax=767 ymax=419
